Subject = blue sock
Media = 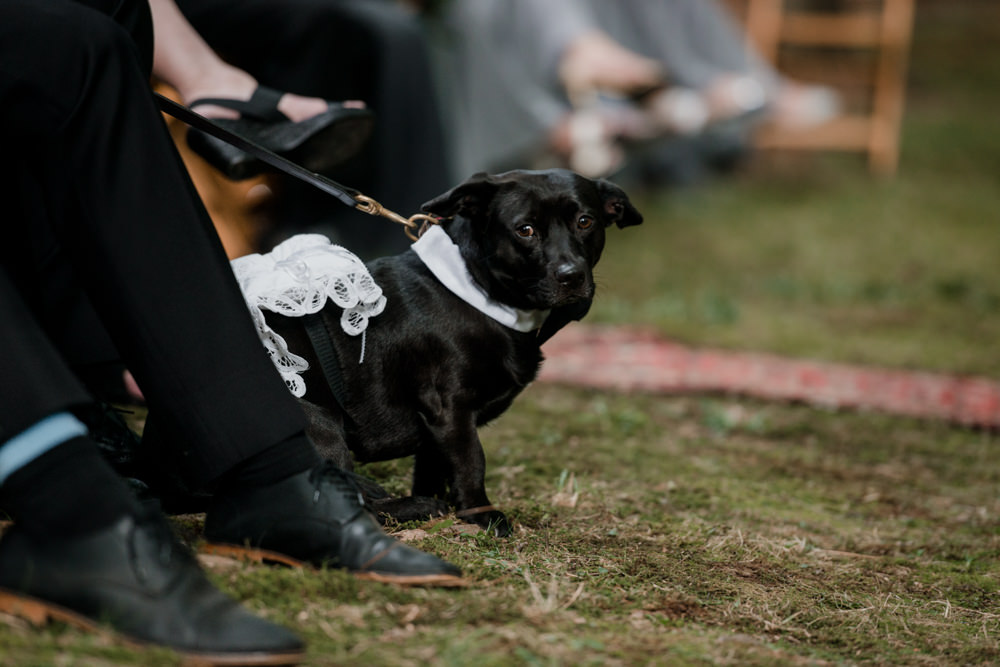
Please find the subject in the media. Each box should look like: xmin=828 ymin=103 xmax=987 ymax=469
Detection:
xmin=0 ymin=412 xmax=88 ymax=485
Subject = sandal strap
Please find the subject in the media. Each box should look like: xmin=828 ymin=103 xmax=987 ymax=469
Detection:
xmin=188 ymin=86 xmax=289 ymax=122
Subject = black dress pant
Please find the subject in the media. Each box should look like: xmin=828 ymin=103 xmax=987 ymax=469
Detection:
xmin=0 ymin=0 xmax=306 ymax=485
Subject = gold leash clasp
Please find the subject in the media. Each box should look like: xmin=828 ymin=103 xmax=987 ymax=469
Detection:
xmin=354 ymin=194 xmax=442 ymax=242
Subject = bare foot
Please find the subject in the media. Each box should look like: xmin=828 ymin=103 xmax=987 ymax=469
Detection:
xmin=642 ymin=75 xmax=768 ymax=136
xmin=701 ymin=75 xmax=768 ymax=122
xmin=769 ymin=83 xmax=841 ymax=129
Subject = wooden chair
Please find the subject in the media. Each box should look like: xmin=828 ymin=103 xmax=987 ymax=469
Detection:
xmin=736 ymin=0 xmax=915 ymax=175
xmin=155 ymin=83 xmax=277 ymax=258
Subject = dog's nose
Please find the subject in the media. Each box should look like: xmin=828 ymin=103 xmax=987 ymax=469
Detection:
xmin=554 ymin=261 xmax=587 ymax=289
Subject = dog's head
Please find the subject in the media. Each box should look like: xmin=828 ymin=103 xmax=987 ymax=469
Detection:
xmin=421 ymin=169 xmax=642 ymax=311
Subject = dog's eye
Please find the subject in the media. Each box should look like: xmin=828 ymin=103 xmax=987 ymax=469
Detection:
xmin=516 ymin=224 xmax=536 ymax=238
xmin=577 ymin=215 xmax=595 ymax=230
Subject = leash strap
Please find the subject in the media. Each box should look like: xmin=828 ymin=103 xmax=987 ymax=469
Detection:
xmin=156 ymin=92 xmax=442 ymax=240
xmin=155 ymin=93 xmax=361 ymax=209
xmin=454 ymin=505 xmax=498 ymax=518
xmin=301 ymin=313 xmax=349 ymax=411
xmin=154 ymin=93 xmax=441 ymax=241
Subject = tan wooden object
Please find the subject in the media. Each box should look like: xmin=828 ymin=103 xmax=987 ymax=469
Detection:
xmin=741 ymin=0 xmax=915 ymax=175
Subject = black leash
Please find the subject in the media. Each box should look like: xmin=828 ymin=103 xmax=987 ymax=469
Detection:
xmin=155 ymin=93 xmax=361 ymax=208
xmin=154 ymin=93 xmax=441 ymax=241
xmin=156 ymin=93 xmax=441 ymax=241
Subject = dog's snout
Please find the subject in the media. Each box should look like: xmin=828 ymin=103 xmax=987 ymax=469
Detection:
xmin=554 ymin=261 xmax=587 ymax=289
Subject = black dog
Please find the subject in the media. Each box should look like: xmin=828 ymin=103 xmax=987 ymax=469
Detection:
xmin=264 ymin=169 xmax=641 ymax=536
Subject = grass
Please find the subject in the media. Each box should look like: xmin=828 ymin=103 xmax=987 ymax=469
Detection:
xmin=2 ymin=1 xmax=999 ymax=665
xmin=5 ymin=389 xmax=996 ymax=665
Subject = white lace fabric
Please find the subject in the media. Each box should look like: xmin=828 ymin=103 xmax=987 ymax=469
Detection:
xmin=231 ymin=234 xmax=386 ymax=397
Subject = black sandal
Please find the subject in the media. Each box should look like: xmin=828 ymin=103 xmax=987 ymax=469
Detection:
xmin=185 ymin=86 xmax=374 ymax=180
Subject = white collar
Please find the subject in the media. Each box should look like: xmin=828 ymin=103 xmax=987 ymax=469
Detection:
xmin=411 ymin=225 xmax=549 ymax=332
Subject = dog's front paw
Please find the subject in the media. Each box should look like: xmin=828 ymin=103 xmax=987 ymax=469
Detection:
xmin=369 ymin=496 xmax=450 ymax=525
xmin=457 ymin=506 xmax=511 ymax=537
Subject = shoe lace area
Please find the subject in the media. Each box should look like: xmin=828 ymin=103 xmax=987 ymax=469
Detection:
xmin=308 ymin=461 xmax=367 ymax=510
xmin=129 ymin=505 xmax=198 ymax=583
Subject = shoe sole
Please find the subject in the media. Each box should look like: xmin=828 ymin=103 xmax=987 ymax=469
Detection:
xmin=0 ymin=588 xmax=305 ymax=666
xmin=200 ymin=542 xmax=469 ymax=588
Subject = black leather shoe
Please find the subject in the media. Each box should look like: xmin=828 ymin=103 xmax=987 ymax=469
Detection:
xmin=204 ymin=462 xmax=465 ymax=587
xmin=0 ymin=510 xmax=304 ymax=665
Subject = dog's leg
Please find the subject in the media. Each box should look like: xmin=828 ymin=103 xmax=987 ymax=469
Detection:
xmin=451 ymin=437 xmax=510 ymax=537
xmin=422 ymin=417 xmax=511 ymax=537
xmin=356 ymin=448 xmax=451 ymax=525
xmin=299 ymin=399 xmax=452 ymax=526
xmin=367 ymin=496 xmax=451 ymax=525
xmin=411 ymin=448 xmax=450 ymax=499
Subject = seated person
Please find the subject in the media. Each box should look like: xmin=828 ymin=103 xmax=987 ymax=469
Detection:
xmin=0 ymin=0 xmax=462 ymax=662
xmin=419 ymin=0 xmax=839 ymax=182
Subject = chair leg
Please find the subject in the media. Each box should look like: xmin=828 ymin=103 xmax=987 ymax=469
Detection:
xmin=868 ymin=0 xmax=915 ymax=175
xmin=743 ymin=0 xmax=783 ymax=63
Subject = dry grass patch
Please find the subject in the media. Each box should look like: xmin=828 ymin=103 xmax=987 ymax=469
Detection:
xmin=2 ymin=385 xmax=999 ymax=665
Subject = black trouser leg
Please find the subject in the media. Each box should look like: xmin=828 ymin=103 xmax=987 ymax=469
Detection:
xmin=0 ymin=0 xmax=307 ymax=485
xmin=0 ymin=267 xmax=91 ymax=441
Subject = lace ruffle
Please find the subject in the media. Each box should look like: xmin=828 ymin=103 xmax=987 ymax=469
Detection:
xmin=231 ymin=234 xmax=386 ymax=397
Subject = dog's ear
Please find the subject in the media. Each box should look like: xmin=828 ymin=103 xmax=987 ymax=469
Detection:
xmin=421 ymin=172 xmax=501 ymax=220
xmin=596 ymin=179 xmax=643 ymax=229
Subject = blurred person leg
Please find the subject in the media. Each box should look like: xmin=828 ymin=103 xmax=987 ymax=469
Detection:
xmin=592 ymin=0 xmax=838 ymax=128
xmin=150 ymin=0 xmax=329 ymax=122
xmin=149 ymin=0 xmax=374 ymax=180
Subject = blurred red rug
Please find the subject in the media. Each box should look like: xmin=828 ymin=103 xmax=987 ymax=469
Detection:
xmin=540 ymin=325 xmax=1000 ymax=428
